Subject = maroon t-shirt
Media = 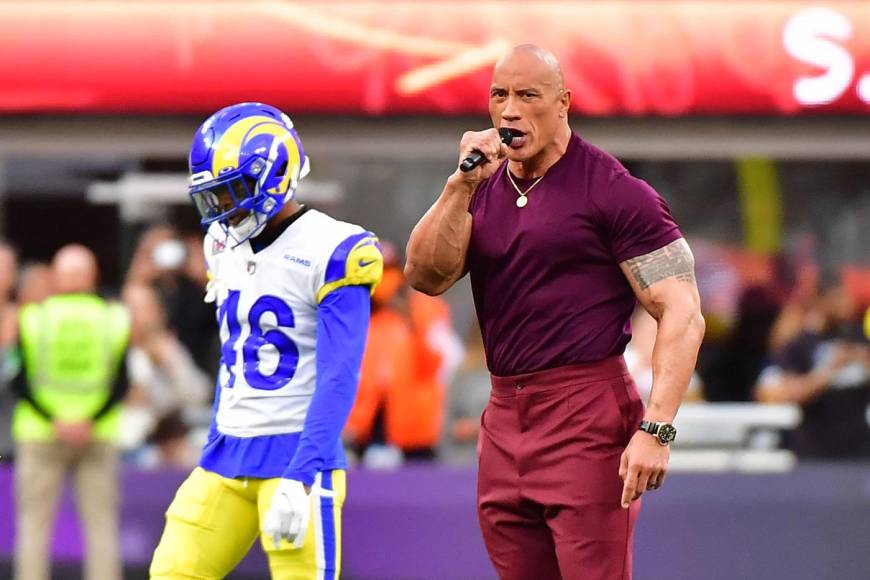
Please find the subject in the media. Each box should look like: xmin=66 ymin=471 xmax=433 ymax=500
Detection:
xmin=467 ymin=133 xmax=681 ymax=376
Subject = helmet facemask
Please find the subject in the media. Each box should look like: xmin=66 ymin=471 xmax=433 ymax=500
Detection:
xmin=190 ymin=156 xmax=275 ymax=246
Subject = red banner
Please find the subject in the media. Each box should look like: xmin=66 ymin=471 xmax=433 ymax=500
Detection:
xmin=1 ymin=1 xmax=869 ymax=115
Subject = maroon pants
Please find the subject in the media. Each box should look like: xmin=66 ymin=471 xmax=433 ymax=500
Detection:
xmin=477 ymin=356 xmax=644 ymax=580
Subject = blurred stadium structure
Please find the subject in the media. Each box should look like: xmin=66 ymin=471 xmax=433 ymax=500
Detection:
xmin=0 ymin=1 xmax=868 ymax=579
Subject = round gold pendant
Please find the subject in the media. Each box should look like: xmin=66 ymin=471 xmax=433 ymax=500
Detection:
xmin=516 ymin=195 xmax=528 ymax=208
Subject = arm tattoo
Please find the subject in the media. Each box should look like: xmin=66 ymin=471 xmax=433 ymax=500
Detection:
xmin=624 ymin=239 xmax=696 ymax=290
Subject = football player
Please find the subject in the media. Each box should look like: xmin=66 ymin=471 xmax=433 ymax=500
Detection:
xmin=150 ymin=103 xmax=383 ymax=580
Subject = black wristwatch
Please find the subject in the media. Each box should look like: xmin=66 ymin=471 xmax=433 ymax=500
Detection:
xmin=639 ymin=420 xmax=677 ymax=446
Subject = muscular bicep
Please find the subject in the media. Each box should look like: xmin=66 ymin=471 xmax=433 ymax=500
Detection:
xmin=405 ymin=201 xmax=473 ymax=295
xmin=620 ymin=238 xmax=700 ymax=320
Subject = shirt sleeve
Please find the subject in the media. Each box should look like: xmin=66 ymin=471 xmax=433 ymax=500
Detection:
xmin=283 ymin=284 xmax=371 ymax=485
xmin=593 ymin=173 xmax=682 ymax=263
xmin=316 ymin=231 xmax=383 ymax=303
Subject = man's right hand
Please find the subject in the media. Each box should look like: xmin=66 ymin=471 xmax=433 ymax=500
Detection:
xmin=406 ymin=129 xmax=502 ymax=296
xmin=454 ymin=128 xmax=510 ymax=184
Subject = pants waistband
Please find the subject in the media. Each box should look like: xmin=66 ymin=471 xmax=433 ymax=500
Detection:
xmin=490 ymin=356 xmax=628 ymax=395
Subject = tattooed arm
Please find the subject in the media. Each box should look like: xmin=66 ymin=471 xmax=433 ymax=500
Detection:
xmin=620 ymin=237 xmax=705 ymax=422
xmin=617 ymin=237 xmax=705 ymax=507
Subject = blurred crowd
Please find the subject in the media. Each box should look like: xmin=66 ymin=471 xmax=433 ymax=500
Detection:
xmin=0 ymin=229 xmax=216 ymax=469
xmin=0 ymin=229 xmax=868 ymax=469
xmin=699 ymin=252 xmax=870 ymax=458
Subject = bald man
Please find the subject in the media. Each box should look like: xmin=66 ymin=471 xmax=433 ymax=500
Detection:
xmin=52 ymin=243 xmax=99 ymax=293
xmin=11 ymin=244 xmax=130 ymax=580
xmin=406 ymin=45 xmax=704 ymax=579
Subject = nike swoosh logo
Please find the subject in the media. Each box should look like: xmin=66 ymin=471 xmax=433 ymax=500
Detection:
xmin=358 ymin=259 xmax=377 ymax=268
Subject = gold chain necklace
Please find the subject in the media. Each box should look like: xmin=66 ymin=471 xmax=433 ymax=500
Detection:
xmin=507 ymin=170 xmax=544 ymax=208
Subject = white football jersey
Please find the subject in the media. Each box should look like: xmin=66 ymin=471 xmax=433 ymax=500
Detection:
xmin=203 ymin=209 xmax=382 ymax=438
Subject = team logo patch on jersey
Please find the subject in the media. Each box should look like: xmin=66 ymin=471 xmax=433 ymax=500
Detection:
xmin=212 ymin=238 xmax=226 ymax=255
xmin=247 ymin=260 xmax=257 ymax=275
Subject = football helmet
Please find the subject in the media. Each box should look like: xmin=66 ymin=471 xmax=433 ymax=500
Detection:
xmin=188 ymin=102 xmax=310 ymax=245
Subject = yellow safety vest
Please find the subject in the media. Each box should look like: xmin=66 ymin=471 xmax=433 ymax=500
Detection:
xmin=12 ymin=294 xmax=130 ymax=442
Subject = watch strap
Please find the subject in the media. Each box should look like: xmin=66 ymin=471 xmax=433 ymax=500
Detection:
xmin=639 ymin=420 xmax=659 ymax=435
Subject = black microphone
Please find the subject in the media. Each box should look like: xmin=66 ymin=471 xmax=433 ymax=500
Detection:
xmin=459 ymin=127 xmax=518 ymax=172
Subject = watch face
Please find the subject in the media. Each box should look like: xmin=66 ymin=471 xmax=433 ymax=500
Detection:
xmin=657 ymin=424 xmax=677 ymax=445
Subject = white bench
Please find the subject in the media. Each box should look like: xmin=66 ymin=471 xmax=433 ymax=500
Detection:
xmin=670 ymin=403 xmax=801 ymax=473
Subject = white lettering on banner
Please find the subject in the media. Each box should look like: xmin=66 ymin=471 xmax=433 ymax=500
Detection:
xmin=859 ymin=73 xmax=870 ymax=103
xmin=783 ymin=7 xmax=868 ymax=107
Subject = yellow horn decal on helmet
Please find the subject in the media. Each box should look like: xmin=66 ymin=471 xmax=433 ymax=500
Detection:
xmin=266 ymin=130 xmax=300 ymax=195
xmin=211 ymin=115 xmax=302 ymax=191
xmin=211 ymin=115 xmax=272 ymax=176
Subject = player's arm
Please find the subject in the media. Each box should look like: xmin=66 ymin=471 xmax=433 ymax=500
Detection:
xmin=282 ymin=285 xmax=372 ymax=485
xmin=288 ymin=233 xmax=383 ymax=484
xmin=266 ymin=233 xmax=382 ymax=548
xmin=405 ymin=129 xmax=509 ymax=296
xmin=617 ymin=238 xmax=705 ymax=507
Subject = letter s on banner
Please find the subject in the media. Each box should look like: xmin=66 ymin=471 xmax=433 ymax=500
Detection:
xmin=783 ymin=7 xmax=854 ymax=106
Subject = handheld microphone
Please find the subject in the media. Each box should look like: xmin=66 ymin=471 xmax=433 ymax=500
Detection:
xmin=459 ymin=128 xmax=518 ymax=172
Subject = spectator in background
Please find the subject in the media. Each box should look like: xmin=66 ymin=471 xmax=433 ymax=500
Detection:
xmin=0 ymin=242 xmax=18 ymax=458
xmin=11 ymin=245 xmax=130 ymax=580
xmin=0 ymin=242 xmax=16 ymax=337
xmin=441 ymin=320 xmax=491 ymax=464
xmin=345 ymin=274 xmax=414 ymax=467
xmin=701 ymin=284 xmax=780 ymax=401
xmin=1 ymin=262 xmax=55 ymax=457
xmin=755 ymin=283 xmax=870 ymax=458
xmin=126 ymin=225 xmax=218 ymax=378
xmin=120 ymin=284 xmax=210 ymax=468
xmin=768 ymin=255 xmax=820 ymax=354
xmin=345 ymin=242 xmax=462 ymax=462
xmin=16 ymin=262 xmax=54 ymax=305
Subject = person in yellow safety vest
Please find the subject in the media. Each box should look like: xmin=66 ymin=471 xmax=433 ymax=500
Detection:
xmin=10 ymin=244 xmax=130 ymax=580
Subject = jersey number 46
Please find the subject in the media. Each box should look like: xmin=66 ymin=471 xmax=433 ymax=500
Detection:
xmin=217 ymin=290 xmax=299 ymax=390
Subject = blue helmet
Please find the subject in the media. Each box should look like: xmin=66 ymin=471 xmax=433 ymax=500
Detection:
xmin=188 ymin=102 xmax=310 ymax=245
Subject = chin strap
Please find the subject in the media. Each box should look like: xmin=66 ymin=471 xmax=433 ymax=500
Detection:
xmin=226 ymin=210 xmax=269 ymax=247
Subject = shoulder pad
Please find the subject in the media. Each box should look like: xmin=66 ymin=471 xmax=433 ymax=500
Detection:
xmin=317 ymin=231 xmax=383 ymax=303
